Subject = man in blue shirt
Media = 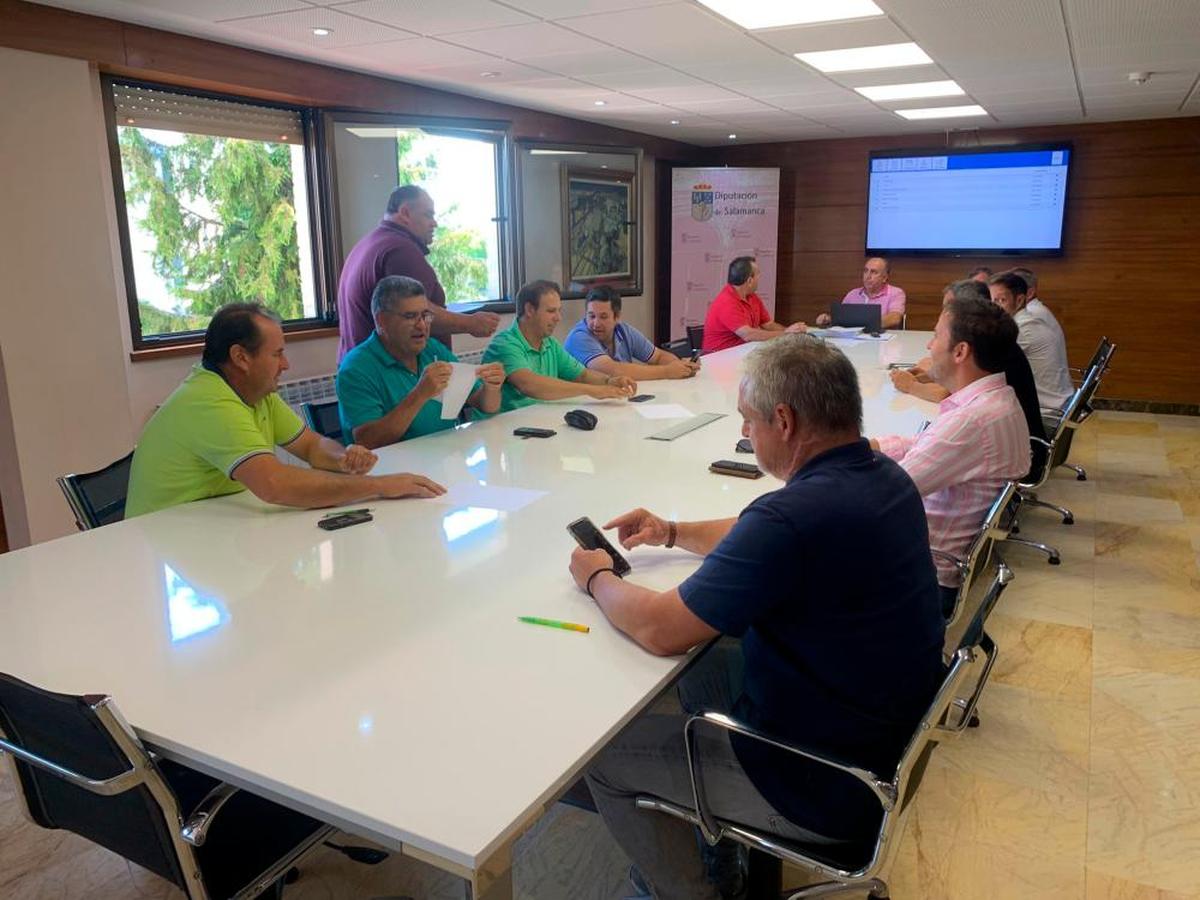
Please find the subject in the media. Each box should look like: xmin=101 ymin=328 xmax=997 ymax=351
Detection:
xmin=336 ymin=276 xmax=505 ymax=448
xmin=564 ymin=285 xmax=700 ymax=380
xmin=568 ymin=335 xmax=945 ymax=900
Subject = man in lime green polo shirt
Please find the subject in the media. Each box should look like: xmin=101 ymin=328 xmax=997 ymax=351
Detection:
xmin=126 ymin=302 xmax=446 ymax=518
xmin=482 ymin=279 xmax=637 ymax=412
xmin=336 ymin=276 xmax=506 ymax=448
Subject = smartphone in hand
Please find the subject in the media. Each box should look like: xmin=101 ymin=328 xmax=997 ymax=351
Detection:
xmin=567 ymin=516 xmax=632 ymax=576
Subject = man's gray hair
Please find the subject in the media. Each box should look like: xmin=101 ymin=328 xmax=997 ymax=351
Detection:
xmin=943 ymin=278 xmax=991 ymax=304
xmin=371 ymin=275 xmax=427 ymax=316
xmin=742 ymin=335 xmax=862 ymax=433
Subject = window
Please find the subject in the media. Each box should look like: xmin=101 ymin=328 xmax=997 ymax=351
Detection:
xmin=327 ymin=115 xmax=510 ymax=307
xmin=106 ymin=80 xmax=324 ymax=348
xmin=516 ymin=143 xmax=642 ymax=298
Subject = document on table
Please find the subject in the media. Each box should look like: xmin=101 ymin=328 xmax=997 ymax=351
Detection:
xmin=429 ymin=482 xmax=548 ymax=512
xmin=439 ymin=363 xmax=477 ymax=420
xmin=634 ymin=403 xmax=694 ymax=420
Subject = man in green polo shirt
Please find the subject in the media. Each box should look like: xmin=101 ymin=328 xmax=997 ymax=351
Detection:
xmin=483 ymin=279 xmax=637 ymax=412
xmin=337 ymin=276 xmax=506 ymax=448
xmin=126 ymin=302 xmax=446 ymax=517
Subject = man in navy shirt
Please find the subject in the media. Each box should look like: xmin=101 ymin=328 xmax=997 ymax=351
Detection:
xmin=564 ymin=285 xmax=700 ymax=381
xmin=569 ymin=335 xmax=945 ymax=900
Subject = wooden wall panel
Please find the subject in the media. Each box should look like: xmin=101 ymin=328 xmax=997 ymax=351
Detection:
xmin=710 ymin=119 xmax=1200 ymax=405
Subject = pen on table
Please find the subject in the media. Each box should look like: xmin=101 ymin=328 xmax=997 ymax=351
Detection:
xmin=321 ymin=508 xmax=373 ymax=518
xmin=518 ymin=616 xmax=590 ymax=634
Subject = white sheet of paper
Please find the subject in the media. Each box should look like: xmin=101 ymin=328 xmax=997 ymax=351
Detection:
xmin=634 ymin=403 xmax=694 ymax=420
xmin=428 ymin=482 xmax=548 ymax=512
xmin=439 ymin=363 xmax=477 ymax=420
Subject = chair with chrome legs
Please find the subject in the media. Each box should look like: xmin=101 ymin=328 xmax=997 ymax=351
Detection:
xmin=932 ymin=481 xmax=1018 ymax=635
xmin=633 ymin=642 xmax=986 ymax=900
xmin=1005 ymin=344 xmax=1113 ymax=564
xmin=1056 ymin=336 xmax=1115 ymax=482
xmin=0 ymin=672 xmax=333 ymax=899
xmin=57 ymin=450 xmax=135 ymax=530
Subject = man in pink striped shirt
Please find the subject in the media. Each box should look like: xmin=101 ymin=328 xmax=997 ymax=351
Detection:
xmin=817 ymin=257 xmax=907 ymax=329
xmin=873 ymin=297 xmax=1029 ymax=616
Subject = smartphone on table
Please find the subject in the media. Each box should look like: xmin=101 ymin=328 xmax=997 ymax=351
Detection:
xmin=513 ymin=427 xmax=556 ymax=438
xmin=709 ymin=459 xmax=764 ymax=479
xmin=566 ymin=516 xmax=632 ymax=576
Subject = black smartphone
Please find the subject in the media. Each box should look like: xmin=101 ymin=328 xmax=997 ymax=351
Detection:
xmin=690 ymin=349 xmax=702 ymax=362
xmin=566 ymin=516 xmax=632 ymax=577
xmin=513 ymin=427 xmax=556 ymax=438
xmin=629 ymin=394 xmax=655 ymax=403
xmin=709 ymin=459 xmax=764 ymax=479
xmin=735 ymin=438 xmax=754 ymax=454
xmin=318 ymin=511 xmax=373 ymax=531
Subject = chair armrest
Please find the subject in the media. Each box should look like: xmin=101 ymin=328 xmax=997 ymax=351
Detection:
xmin=681 ymin=711 xmax=894 ymax=844
xmin=0 ymin=736 xmax=143 ymax=796
xmin=929 ymin=548 xmax=968 ymax=572
xmin=1029 ymin=436 xmax=1053 ymax=449
xmin=181 ymin=782 xmax=240 ymax=847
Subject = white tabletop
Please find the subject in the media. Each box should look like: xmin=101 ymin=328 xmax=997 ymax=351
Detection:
xmin=0 ymin=332 xmax=935 ymax=873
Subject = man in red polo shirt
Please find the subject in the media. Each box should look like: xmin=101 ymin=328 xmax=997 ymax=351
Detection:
xmin=702 ymin=256 xmax=806 ymax=353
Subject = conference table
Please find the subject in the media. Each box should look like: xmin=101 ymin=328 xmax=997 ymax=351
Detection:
xmin=0 ymin=331 xmax=935 ymax=898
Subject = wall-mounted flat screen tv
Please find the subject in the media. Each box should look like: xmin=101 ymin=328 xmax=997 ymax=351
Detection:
xmin=865 ymin=143 xmax=1072 ymax=256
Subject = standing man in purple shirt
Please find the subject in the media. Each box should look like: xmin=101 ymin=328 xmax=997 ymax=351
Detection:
xmin=336 ymin=185 xmax=500 ymax=361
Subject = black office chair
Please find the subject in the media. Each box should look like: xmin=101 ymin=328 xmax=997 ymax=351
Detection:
xmin=1007 ymin=342 xmax=1115 ymax=564
xmin=660 ymin=337 xmax=693 ymax=359
xmin=932 ymin=481 xmax=1017 ymax=631
xmin=57 ymin=450 xmax=135 ymax=530
xmin=634 ymin=644 xmax=985 ymax=899
xmin=301 ymin=399 xmax=343 ymax=444
xmin=686 ymin=324 xmax=705 ymax=356
xmin=1057 ymin=337 xmax=1116 ymax=482
xmin=0 ymin=671 xmax=332 ymax=899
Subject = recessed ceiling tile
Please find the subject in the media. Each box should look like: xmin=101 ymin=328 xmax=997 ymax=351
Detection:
xmin=155 ymin=0 xmax=309 ymax=20
xmin=523 ymin=47 xmax=656 ymax=78
xmin=831 ymin=65 xmax=948 ymax=89
xmin=415 ymin=60 xmax=552 ymax=84
xmin=328 ymin=0 xmax=536 ymax=35
xmin=441 ymin=21 xmax=599 ymax=56
xmin=506 ymin=0 xmax=678 ymax=17
xmin=221 ymin=6 xmax=415 ymax=48
xmin=1064 ymin=0 xmax=1200 ymax=70
xmin=754 ymin=16 xmax=908 ymax=55
xmin=585 ymin=66 xmax=705 ymax=92
xmin=667 ymin=96 xmax=777 ymax=114
xmin=326 ymin=37 xmax=496 ymax=70
xmin=678 ymin=53 xmax=820 ymax=86
xmin=561 ymin=3 xmax=761 ymax=66
xmin=626 ymin=82 xmax=745 ymax=104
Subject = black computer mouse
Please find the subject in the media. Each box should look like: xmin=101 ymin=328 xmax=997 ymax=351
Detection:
xmin=564 ymin=409 xmax=598 ymax=431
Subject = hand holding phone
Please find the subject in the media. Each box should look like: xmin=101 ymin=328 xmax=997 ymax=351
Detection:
xmin=567 ymin=516 xmax=632 ymax=576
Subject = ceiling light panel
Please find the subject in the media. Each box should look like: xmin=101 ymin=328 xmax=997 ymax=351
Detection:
xmin=694 ymin=0 xmax=883 ymax=30
xmin=895 ymin=104 xmax=989 ymax=120
xmin=856 ymin=80 xmax=965 ymax=101
xmin=796 ymin=42 xmax=933 ymax=73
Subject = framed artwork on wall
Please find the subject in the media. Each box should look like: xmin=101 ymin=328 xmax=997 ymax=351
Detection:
xmin=561 ymin=168 xmax=635 ymax=283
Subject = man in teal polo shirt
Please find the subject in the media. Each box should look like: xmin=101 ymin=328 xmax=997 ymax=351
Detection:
xmin=126 ymin=303 xmax=445 ymax=517
xmin=337 ymin=276 xmax=506 ymax=448
xmin=483 ymin=279 xmax=637 ymax=412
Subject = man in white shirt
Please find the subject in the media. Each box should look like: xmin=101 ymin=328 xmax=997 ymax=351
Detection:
xmin=989 ymin=270 xmax=1074 ymax=422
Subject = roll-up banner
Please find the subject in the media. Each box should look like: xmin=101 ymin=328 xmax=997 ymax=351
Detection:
xmin=669 ymin=167 xmax=781 ymax=342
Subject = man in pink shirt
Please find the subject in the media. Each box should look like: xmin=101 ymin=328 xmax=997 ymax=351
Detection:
xmin=817 ymin=257 xmax=907 ymax=329
xmin=873 ymin=296 xmax=1029 ymax=616
xmin=702 ymin=256 xmax=806 ymax=353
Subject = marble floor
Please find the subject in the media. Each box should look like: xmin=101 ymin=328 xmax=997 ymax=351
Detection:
xmin=3 ymin=411 xmax=1199 ymax=900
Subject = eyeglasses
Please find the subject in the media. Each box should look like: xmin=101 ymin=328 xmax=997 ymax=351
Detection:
xmin=390 ymin=310 xmax=435 ymax=324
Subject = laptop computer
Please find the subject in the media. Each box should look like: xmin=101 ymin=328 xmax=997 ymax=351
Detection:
xmin=830 ymin=302 xmax=883 ymax=333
